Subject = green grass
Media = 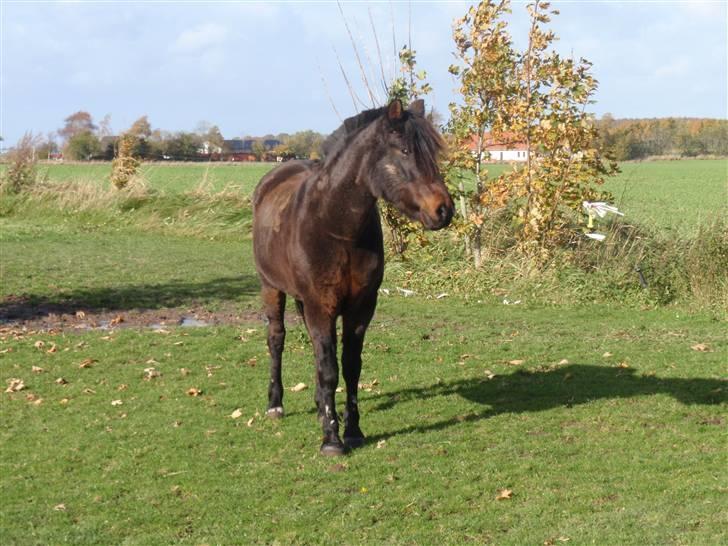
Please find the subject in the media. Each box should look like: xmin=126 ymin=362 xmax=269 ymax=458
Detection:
xmin=1 ymin=159 xmax=726 ymax=543
xmin=34 ymin=161 xmax=272 ymax=195
xmin=1 ymin=300 xmax=725 ymax=544
xmin=604 ymin=159 xmax=727 ymax=234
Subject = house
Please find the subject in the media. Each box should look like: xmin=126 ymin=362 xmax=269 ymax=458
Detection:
xmin=221 ymin=138 xmax=282 ymax=162
xmin=470 ymin=132 xmax=529 ymax=162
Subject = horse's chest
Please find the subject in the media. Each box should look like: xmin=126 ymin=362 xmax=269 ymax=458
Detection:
xmin=347 ymin=248 xmax=383 ymax=298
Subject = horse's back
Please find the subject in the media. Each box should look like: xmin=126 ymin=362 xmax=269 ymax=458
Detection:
xmin=253 ymin=160 xmax=317 ymax=210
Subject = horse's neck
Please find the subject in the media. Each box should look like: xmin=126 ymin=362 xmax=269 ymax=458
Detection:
xmin=307 ymin=145 xmax=377 ymax=242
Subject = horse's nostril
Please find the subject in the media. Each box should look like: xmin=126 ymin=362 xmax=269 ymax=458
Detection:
xmin=436 ymin=204 xmax=448 ymax=220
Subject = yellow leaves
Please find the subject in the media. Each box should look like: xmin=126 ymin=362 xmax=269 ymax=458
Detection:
xmin=32 ymin=366 xmax=44 ymax=374
xmin=78 ymin=358 xmax=96 ymax=369
xmin=186 ymin=387 xmax=202 ymax=397
xmin=5 ymin=378 xmax=25 ymax=393
xmin=143 ymin=367 xmax=161 ymax=381
xmin=230 ymin=408 xmax=243 ymax=419
xmin=690 ymin=343 xmax=711 ymax=352
xmin=508 ymin=359 xmax=526 ymax=366
xmin=496 ymin=488 xmax=513 ymax=500
xmin=111 ymin=399 xmax=123 ymax=406
xmin=55 ymin=377 xmax=68 ymax=385
xmin=290 ymin=383 xmax=307 ymax=393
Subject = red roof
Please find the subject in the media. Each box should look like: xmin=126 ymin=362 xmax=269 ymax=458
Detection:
xmin=469 ymin=132 xmax=528 ymax=152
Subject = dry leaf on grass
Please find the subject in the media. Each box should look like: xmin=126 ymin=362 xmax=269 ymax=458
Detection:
xmin=484 ymin=370 xmax=496 ymax=380
xmin=78 ymin=358 xmax=96 ymax=369
xmin=55 ymin=377 xmax=68 ymax=385
xmin=246 ymin=416 xmax=255 ymax=427
xmin=376 ymin=440 xmax=386 ymax=449
xmin=617 ymin=361 xmax=630 ymax=369
xmin=32 ymin=366 xmax=44 ymax=374
xmin=496 ymin=488 xmax=513 ymax=500
xmin=186 ymin=387 xmax=202 ymax=397
xmin=691 ymin=343 xmax=711 ymax=352
xmin=230 ymin=408 xmax=243 ymax=419
xmin=179 ymin=368 xmax=191 ymax=377
xmin=46 ymin=343 xmax=57 ymax=354
xmin=143 ymin=368 xmax=161 ymax=381
xmin=508 ymin=359 xmax=525 ymax=366
xmin=110 ymin=315 xmax=124 ymax=326
xmin=53 ymin=503 xmax=66 ymax=511
xmin=5 ymin=378 xmax=25 ymax=393
xmin=290 ymin=383 xmax=307 ymax=392
xmin=602 ymin=352 xmax=613 ymax=358
xmin=558 ymin=359 xmax=569 ymax=365
xmin=111 ymin=399 xmax=123 ymax=406
xmin=75 ymin=311 xmax=86 ymax=319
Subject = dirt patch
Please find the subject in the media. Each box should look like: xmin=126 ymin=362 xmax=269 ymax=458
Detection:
xmin=0 ymin=296 xmax=264 ymax=333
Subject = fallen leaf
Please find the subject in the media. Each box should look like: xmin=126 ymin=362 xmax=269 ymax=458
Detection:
xmin=78 ymin=358 xmax=96 ymax=369
xmin=75 ymin=311 xmax=86 ymax=319
xmin=179 ymin=368 xmax=191 ymax=376
xmin=59 ymin=398 xmax=69 ymax=405
xmin=117 ymin=384 xmax=128 ymax=391
xmin=111 ymin=399 xmax=123 ymax=406
xmin=246 ymin=356 xmax=258 ymax=367
xmin=335 ymin=386 xmax=344 ymax=393
xmin=602 ymin=352 xmax=613 ymax=358
xmin=230 ymin=408 xmax=243 ymax=419
xmin=5 ymin=378 xmax=25 ymax=393
xmin=376 ymin=439 xmax=386 ymax=449
xmin=55 ymin=377 xmax=68 ymax=385
xmin=617 ymin=361 xmax=630 ymax=369
xmin=53 ymin=503 xmax=66 ymax=511
xmin=46 ymin=343 xmax=57 ymax=354
xmin=32 ymin=366 xmax=44 ymax=374
xmin=83 ymin=388 xmax=96 ymax=395
xmin=143 ymin=367 xmax=161 ymax=381
xmin=691 ymin=343 xmax=711 ymax=352
xmin=484 ymin=369 xmax=496 ymax=380
xmin=508 ymin=359 xmax=525 ymax=366
xmin=246 ymin=416 xmax=255 ymax=427
xmin=186 ymin=387 xmax=202 ymax=397
xmin=290 ymin=382 xmax=307 ymax=392
xmin=496 ymin=488 xmax=513 ymax=500
xmin=33 ymin=340 xmax=45 ymax=349
xmin=109 ymin=315 xmax=124 ymax=326
xmin=558 ymin=359 xmax=569 ymax=365
xmin=328 ymin=463 xmax=347 ymax=472
xmin=145 ymin=358 xmax=159 ymax=365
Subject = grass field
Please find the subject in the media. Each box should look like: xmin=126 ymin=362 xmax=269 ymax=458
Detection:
xmin=28 ymin=158 xmax=727 ymax=231
xmin=1 ymin=158 xmax=726 ymax=544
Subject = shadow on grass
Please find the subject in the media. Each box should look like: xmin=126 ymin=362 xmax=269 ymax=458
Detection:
xmin=0 ymin=275 xmax=261 ymax=320
xmin=365 ymin=364 xmax=726 ymax=442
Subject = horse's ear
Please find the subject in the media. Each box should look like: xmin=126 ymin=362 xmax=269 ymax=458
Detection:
xmin=409 ymin=99 xmax=425 ymax=117
xmin=387 ymin=99 xmax=403 ymax=122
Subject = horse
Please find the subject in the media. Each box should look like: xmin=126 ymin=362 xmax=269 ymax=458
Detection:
xmin=252 ymin=99 xmax=454 ymax=456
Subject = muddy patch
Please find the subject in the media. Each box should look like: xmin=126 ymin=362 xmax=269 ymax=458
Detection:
xmin=0 ymin=296 xmax=263 ymax=333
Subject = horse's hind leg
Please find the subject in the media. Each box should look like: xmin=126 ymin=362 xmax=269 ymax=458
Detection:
xmin=341 ymin=297 xmax=376 ymax=449
xmin=262 ymin=285 xmax=286 ymax=418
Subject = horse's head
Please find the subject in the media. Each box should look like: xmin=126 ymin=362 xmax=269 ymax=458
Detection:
xmin=369 ymin=99 xmax=454 ymax=230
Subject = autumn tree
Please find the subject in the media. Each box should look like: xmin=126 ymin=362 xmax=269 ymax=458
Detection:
xmin=446 ymin=0 xmax=617 ymax=264
xmin=59 ymin=111 xmax=96 ymax=141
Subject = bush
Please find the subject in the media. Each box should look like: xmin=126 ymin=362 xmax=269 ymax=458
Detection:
xmin=0 ymin=133 xmax=43 ymax=194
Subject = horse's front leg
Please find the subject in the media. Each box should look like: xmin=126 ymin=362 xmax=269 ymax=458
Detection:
xmin=305 ymin=304 xmax=345 ymax=456
xmin=341 ymin=298 xmax=376 ymax=449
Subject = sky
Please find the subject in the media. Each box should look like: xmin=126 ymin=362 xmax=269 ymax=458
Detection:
xmin=1 ymin=0 xmax=726 ymax=146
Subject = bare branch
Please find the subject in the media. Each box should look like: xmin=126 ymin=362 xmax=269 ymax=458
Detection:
xmin=368 ymin=7 xmax=390 ymax=96
xmin=337 ymin=0 xmax=377 ymax=107
xmin=317 ymin=58 xmax=343 ymax=123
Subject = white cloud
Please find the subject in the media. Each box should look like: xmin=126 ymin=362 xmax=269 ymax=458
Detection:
xmin=171 ymin=23 xmax=228 ymax=53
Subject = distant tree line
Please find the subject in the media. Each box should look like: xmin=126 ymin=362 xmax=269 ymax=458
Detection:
xmin=596 ymin=115 xmax=728 ymax=160
xmin=31 ymin=111 xmax=325 ymax=162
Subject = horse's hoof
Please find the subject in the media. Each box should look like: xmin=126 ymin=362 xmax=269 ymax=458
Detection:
xmin=320 ymin=441 xmax=347 ymax=457
xmin=344 ymin=436 xmax=365 ymax=449
xmin=266 ymin=407 xmax=284 ymax=419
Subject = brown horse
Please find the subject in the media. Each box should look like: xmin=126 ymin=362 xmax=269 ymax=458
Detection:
xmin=252 ymin=99 xmax=453 ymax=456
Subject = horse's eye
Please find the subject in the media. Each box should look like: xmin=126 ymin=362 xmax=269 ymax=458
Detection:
xmin=401 ymin=148 xmax=409 ymax=155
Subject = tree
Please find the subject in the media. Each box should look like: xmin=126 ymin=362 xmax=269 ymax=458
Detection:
xmin=59 ymin=111 xmax=96 ymax=141
xmin=251 ymin=140 xmax=266 ymax=161
xmin=128 ymin=116 xmax=152 ymax=139
xmin=65 ymin=131 xmax=102 ymax=160
xmin=285 ymin=130 xmax=324 ymax=159
xmin=446 ymin=0 xmax=617 ymax=264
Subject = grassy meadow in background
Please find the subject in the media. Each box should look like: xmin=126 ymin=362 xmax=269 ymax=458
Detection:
xmin=1 ymin=158 xmax=726 ymax=544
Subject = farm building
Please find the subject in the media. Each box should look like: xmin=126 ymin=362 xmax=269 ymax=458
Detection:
xmin=470 ymin=132 xmax=529 ymax=162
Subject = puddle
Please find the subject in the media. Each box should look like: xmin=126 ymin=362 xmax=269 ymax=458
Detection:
xmin=179 ymin=317 xmax=209 ymax=328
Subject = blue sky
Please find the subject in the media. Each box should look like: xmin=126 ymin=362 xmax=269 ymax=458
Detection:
xmin=1 ymin=0 xmax=726 ymax=145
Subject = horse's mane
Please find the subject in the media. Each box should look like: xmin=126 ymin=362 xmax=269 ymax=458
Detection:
xmin=320 ymin=107 xmax=385 ymax=160
xmin=320 ymin=105 xmax=445 ymax=180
